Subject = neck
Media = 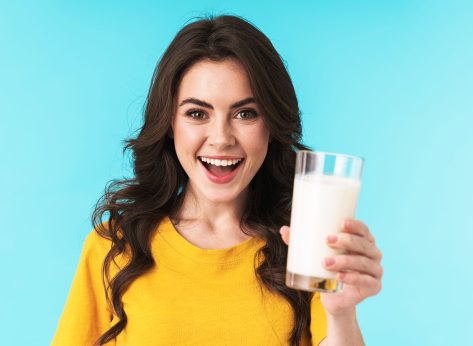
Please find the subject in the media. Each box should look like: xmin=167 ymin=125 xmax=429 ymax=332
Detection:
xmin=174 ymin=184 xmax=250 ymax=237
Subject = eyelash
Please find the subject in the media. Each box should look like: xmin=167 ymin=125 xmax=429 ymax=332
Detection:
xmin=185 ymin=109 xmax=258 ymax=120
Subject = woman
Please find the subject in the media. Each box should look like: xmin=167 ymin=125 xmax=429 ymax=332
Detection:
xmin=52 ymin=14 xmax=383 ymax=346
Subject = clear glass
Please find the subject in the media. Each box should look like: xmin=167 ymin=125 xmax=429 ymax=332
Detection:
xmin=285 ymin=150 xmax=364 ymax=293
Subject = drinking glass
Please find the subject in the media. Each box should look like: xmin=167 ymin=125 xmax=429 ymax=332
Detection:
xmin=285 ymin=150 xmax=364 ymax=293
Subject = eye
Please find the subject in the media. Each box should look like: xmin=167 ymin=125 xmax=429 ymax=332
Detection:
xmin=185 ymin=110 xmax=207 ymax=120
xmin=236 ymin=109 xmax=258 ymax=119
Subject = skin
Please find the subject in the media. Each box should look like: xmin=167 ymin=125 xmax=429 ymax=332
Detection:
xmin=280 ymin=219 xmax=383 ymax=345
xmin=170 ymin=57 xmax=270 ymax=248
xmin=171 ymin=56 xmax=384 ymax=344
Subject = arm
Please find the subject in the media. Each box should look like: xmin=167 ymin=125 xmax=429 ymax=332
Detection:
xmin=319 ymin=307 xmax=364 ymax=346
xmin=51 ymin=231 xmax=114 ymax=345
xmin=281 ymin=219 xmax=383 ymax=346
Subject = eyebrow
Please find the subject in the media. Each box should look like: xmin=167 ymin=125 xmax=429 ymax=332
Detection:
xmin=178 ymin=97 xmax=256 ymax=110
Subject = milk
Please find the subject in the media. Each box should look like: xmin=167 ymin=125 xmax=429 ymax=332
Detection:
xmin=287 ymin=174 xmax=361 ymax=279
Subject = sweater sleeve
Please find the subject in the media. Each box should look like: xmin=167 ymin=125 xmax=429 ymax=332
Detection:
xmin=51 ymin=231 xmax=114 ymax=346
xmin=310 ymin=292 xmax=327 ymax=345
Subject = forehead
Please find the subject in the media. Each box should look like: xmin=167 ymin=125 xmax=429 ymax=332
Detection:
xmin=176 ymin=58 xmax=253 ymax=103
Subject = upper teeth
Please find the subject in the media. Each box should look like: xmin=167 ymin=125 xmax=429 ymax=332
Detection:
xmin=199 ymin=157 xmax=243 ymax=166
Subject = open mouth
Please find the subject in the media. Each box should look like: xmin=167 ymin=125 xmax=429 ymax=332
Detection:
xmin=198 ymin=157 xmax=245 ymax=178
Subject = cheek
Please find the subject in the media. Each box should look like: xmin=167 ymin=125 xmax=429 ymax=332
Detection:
xmin=174 ymin=125 xmax=203 ymax=155
xmin=241 ymin=125 xmax=270 ymax=157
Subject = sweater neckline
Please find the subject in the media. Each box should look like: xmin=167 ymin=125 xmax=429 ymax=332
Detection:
xmin=156 ymin=216 xmax=264 ymax=264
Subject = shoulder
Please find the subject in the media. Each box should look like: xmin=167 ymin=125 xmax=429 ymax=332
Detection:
xmin=82 ymin=224 xmax=113 ymax=257
xmin=80 ymin=222 xmax=129 ymax=270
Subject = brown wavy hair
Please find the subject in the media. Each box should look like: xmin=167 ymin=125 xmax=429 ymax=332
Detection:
xmin=92 ymin=14 xmax=313 ymax=346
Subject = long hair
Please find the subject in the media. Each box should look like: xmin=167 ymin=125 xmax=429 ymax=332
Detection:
xmin=92 ymin=14 xmax=313 ymax=346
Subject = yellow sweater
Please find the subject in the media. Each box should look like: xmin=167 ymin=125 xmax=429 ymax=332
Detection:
xmin=52 ymin=217 xmax=327 ymax=345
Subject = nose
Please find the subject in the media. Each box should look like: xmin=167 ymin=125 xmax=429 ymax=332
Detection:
xmin=208 ymin=117 xmax=236 ymax=148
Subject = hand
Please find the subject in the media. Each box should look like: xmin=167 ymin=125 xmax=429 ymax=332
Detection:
xmin=280 ymin=219 xmax=383 ymax=317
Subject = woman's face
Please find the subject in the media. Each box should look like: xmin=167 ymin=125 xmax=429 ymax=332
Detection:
xmin=171 ymin=58 xmax=270 ymax=205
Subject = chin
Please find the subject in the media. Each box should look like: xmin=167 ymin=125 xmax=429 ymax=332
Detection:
xmin=204 ymin=192 xmax=240 ymax=204
xmin=201 ymin=185 xmax=246 ymax=203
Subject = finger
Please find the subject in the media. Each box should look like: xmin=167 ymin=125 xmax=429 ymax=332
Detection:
xmin=342 ymin=219 xmax=375 ymax=243
xmin=323 ymin=254 xmax=384 ymax=279
xmin=327 ymin=232 xmax=382 ymax=261
xmin=279 ymin=226 xmax=290 ymax=245
xmin=337 ymin=272 xmax=382 ymax=295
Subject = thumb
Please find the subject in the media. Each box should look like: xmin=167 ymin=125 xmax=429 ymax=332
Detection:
xmin=279 ymin=226 xmax=290 ymax=245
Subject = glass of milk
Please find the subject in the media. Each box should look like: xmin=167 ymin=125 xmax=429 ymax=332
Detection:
xmin=286 ymin=150 xmax=364 ymax=293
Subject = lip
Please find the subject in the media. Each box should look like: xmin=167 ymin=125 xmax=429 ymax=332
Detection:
xmin=198 ymin=157 xmax=244 ymax=184
xmin=198 ymin=155 xmax=245 ymax=160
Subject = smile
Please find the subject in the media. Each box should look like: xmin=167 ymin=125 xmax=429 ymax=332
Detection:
xmin=199 ymin=157 xmax=243 ymax=166
xmin=197 ymin=156 xmax=245 ymax=184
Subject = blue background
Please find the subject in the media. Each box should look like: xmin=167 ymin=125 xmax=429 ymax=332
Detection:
xmin=1 ymin=1 xmax=472 ymax=345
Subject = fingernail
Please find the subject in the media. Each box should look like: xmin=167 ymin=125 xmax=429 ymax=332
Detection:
xmin=327 ymin=235 xmax=338 ymax=244
xmin=342 ymin=219 xmax=349 ymax=229
xmin=324 ymin=257 xmax=335 ymax=266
